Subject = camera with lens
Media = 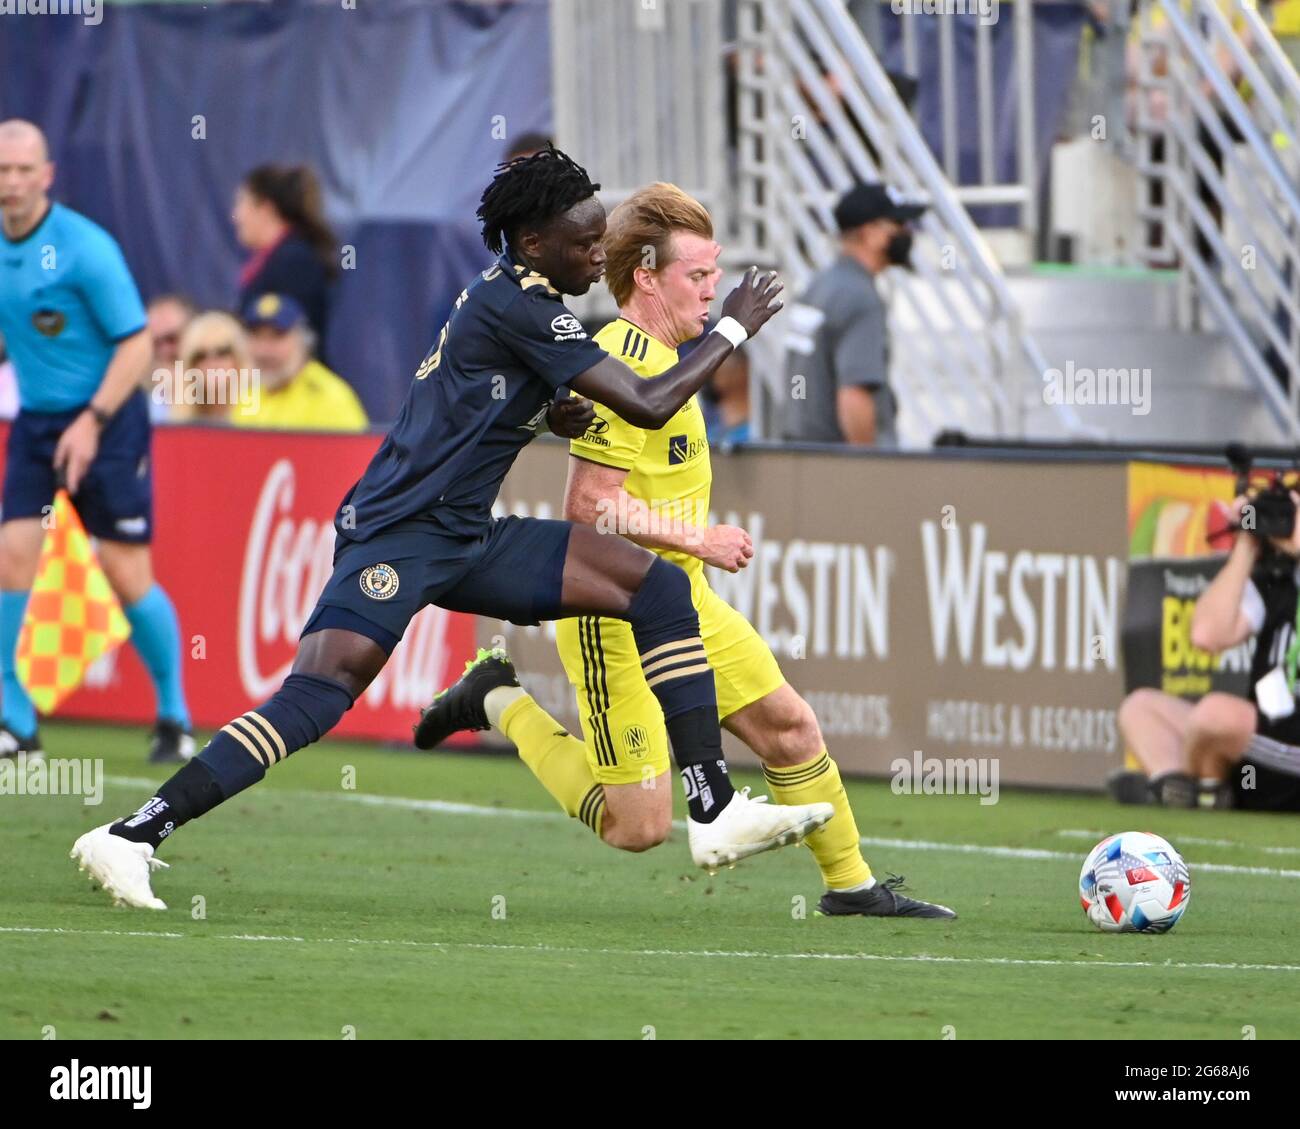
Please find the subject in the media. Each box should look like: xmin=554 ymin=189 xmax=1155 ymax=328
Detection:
xmin=1226 ymin=444 xmax=1298 ymax=541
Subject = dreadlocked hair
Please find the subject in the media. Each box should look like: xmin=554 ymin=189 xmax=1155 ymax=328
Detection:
xmin=477 ymin=145 xmax=601 ymax=255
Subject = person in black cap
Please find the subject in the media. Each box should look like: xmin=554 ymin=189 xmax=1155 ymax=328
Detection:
xmin=780 ymin=182 xmax=925 ymax=447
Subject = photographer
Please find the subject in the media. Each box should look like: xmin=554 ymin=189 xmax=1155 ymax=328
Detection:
xmin=1119 ymin=489 xmax=1300 ymax=811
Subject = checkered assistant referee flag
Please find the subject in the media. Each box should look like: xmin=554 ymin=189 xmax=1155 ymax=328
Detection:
xmin=16 ymin=490 xmax=131 ymax=713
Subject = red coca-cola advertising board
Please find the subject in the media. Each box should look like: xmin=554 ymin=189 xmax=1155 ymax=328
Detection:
xmin=0 ymin=423 xmax=478 ymax=743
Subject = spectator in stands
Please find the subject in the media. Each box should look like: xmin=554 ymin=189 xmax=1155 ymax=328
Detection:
xmin=1118 ymin=494 xmax=1300 ymax=812
xmin=173 ymin=311 xmax=252 ymax=424
xmin=144 ymin=294 xmax=195 ymax=422
xmin=707 ymin=344 xmax=751 ymax=446
xmin=233 ymin=164 xmax=337 ymax=348
xmin=779 ymin=183 xmax=924 ymax=447
xmin=1274 ymin=0 xmax=1300 ymax=71
xmin=239 ymin=293 xmax=367 ymax=432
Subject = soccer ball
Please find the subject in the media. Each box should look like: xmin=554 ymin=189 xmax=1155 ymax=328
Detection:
xmin=1078 ymin=831 xmax=1190 ymax=933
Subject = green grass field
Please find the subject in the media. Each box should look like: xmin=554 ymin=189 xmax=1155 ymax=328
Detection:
xmin=4 ymin=721 xmax=1300 ymax=1040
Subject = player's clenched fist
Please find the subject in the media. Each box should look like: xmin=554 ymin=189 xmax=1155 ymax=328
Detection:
xmin=720 ymin=266 xmax=785 ymax=338
xmin=547 ymin=394 xmax=597 ymax=439
xmin=700 ymin=524 xmax=754 ymax=573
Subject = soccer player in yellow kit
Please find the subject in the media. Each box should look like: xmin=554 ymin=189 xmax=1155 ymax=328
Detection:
xmin=419 ymin=183 xmax=953 ymax=918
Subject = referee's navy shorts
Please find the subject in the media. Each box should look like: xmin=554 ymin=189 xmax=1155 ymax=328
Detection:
xmin=2 ymin=390 xmax=153 ymax=543
xmin=302 ymin=514 xmax=573 ymax=653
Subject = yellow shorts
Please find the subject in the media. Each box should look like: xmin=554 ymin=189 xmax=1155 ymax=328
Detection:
xmin=554 ymin=581 xmax=786 ymax=785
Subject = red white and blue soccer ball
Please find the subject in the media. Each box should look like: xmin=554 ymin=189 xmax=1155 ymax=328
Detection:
xmin=1079 ymin=831 xmax=1191 ymax=934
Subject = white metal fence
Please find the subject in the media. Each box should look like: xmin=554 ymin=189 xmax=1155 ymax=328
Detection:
xmin=550 ymin=0 xmax=1095 ymax=443
xmin=1134 ymin=0 xmax=1300 ymax=438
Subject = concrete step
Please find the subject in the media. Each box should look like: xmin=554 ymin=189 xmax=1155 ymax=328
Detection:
xmin=892 ymin=322 xmax=1284 ymax=445
xmin=1003 ymin=269 xmax=1181 ymax=333
xmin=1019 ymin=380 xmax=1277 ymax=445
xmin=1030 ymin=328 xmax=1243 ymax=391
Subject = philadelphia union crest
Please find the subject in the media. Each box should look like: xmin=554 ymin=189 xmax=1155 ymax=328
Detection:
xmin=359 ymin=563 xmax=400 ymax=600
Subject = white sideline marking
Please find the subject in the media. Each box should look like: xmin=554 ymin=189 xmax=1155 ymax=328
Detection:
xmin=0 ymin=926 xmax=186 ymax=939
xmin=3 ymin=925 xmax=1299 ymax=973
xmin=1058 ymin=828 xmax=1300 ymax=857
xmin=102 ymin=776 xmax=1300 ymax=880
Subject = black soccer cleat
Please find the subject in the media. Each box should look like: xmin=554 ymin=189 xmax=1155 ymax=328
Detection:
xmin=149 ymin=720 xmax=196 ymax=765
xmin=816 ymin=874 xmax=957 ymax=919
xmin=413 ymin=646 xmax=520 ymax=750
xmin=0 ymin=724 xmax=43 ymax=762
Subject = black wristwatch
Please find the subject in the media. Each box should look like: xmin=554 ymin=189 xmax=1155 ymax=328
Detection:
xmin=87 ymin=404 xmax=113 ymax=429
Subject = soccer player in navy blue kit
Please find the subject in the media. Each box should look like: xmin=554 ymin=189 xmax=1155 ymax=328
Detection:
xmin=0 ymin=120 xmax=193 ymax=765
xmin=73 ymin=147 xmax=830 ymax=909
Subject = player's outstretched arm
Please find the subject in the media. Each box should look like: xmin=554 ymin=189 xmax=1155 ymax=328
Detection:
xmin=564 ymin=456 xmax=755 ymax=572
xmin=569 ymin=267 xmax=783 ymax=429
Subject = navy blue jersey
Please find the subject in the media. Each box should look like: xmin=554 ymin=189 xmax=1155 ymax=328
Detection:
xmin=338 ymin=252 xmax=607 ymax=541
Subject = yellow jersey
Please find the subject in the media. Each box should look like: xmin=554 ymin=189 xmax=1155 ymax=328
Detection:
xmin=232 ymin=359 xmax=368 ymax=433
xmin=569 ymin=318 xmax=711 ymax=587
xmin=1274 ymin=0 xmax=1300 ymax=36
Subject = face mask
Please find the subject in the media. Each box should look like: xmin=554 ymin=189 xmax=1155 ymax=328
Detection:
xmin=886 ymin=230 xmax=914 ymax=269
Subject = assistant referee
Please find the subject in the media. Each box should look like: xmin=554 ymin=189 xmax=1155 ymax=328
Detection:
xmin=0 ymin=120 xmax=192 ymax=764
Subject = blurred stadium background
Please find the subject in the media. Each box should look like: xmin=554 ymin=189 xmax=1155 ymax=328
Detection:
xmin=2 ymin=0 xmax=1298 ymax=795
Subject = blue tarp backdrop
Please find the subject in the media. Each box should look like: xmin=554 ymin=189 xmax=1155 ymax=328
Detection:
xmin=0 ymin=0 xmax=552 ymax=424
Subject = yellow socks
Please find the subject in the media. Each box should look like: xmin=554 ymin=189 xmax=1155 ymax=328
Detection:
xmin=498 ymin=695 xmax=604 ymax=836
xmin=762 ymin=750 xmax=871 ymax=890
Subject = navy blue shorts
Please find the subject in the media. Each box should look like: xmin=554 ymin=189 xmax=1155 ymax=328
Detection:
xmin=302 ymin=514 xmax=573 ymax=653
xmin=2 ymin=390 xmax=153 ymax=543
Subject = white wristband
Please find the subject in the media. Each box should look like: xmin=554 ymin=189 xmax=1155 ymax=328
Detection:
xmin=712 ymin=316 xmax=748 ymax=349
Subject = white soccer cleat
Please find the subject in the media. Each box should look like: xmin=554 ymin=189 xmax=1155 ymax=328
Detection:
xmin=71 ymin=824 xmax=169 ymax=910
xmin=688 ymin=787 xmax=834 ymax=871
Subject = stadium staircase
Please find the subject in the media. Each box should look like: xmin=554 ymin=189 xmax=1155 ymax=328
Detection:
xmin=1128 ymin=0 xmax=1300 ymax=443
xmin=550 ymin=0 xmax=1300 ymax=447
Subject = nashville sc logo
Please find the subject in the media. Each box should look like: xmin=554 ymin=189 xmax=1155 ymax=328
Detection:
xmin=622 ymin=724 xmax=649 ymax=761
xmin=360 ymin=563 xmax=400 ymax=600
xmin=668 ymin=434 xmax=708 ymax=465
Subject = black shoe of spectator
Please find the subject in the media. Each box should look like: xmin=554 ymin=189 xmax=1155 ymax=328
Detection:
xmin=1151 ymin=771 xmax=1198 ymax=808
xmin=1107 ymin=769 xmax=1152 ymax=805
xmin=1201 ymin=780 xmax=1235 ymax=810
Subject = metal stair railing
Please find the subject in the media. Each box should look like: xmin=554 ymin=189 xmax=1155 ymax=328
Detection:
xmin=1140 ymin=0 xmax=1300 ymax=439
xmin=736 ymin=0 xmax=1093 ymax=442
